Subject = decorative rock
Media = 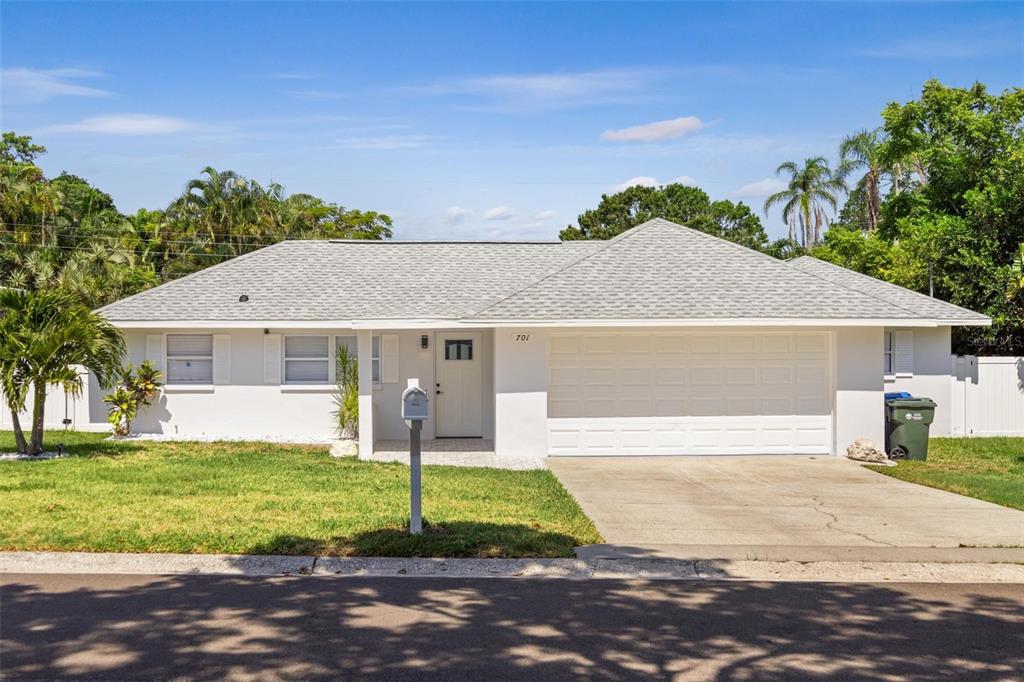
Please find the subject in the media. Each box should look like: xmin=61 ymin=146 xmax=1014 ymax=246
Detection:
xmin=845 ymin=438 xmax=889 ymax=463
xmin=329 ymin=439 xmax=358 ymax=458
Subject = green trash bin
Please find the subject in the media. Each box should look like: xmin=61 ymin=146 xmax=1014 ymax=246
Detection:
xmin=885 ymin=397 xmax=937 ymax=460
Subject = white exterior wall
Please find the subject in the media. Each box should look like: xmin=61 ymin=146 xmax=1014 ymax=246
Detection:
xmin=123 ymin=328 xmax=340 ymax=440
xmin=77 ymin=327 xmax=494 ymax=445
xmin=884 ymin=326 xmax=953 ymax=436
xmin=834 ymin=327 xmax=885 ymax=454
xmin=494 ymin=328 xmax=551 ymax=457
xmin=49 ymin=323 xmax=909 ymax=457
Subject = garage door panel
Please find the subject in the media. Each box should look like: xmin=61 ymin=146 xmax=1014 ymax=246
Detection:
xmin=691 ymin=366 xmax=722 ymax=385
xmin=690 ymin=336 xmax=721 ymax=353
xmin=725 ymin=335 xmax=757 ymax=354
xmin=547 ymin=331 xmax=832 ymax=456
xmin=726 ymin=366 xmax=757 ymax=385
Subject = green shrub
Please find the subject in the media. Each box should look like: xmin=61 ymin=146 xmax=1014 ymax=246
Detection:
xmin=333 ymin=345 xmax=358 ymax=438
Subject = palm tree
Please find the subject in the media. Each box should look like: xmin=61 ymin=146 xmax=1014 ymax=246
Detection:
xmin=838 ymin=129 xmax=886 ymax=232
xmin=764 ymin=157 xmax=846 ymax=247
xmin=0 ymin=288 xmax=125 ymax=454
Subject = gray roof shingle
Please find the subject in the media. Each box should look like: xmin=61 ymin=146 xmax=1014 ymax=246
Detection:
xmin=98 ymin=218 xmax=990 ymax=325
xmin=473 ymin=219 xmax=953 ymax=321
xmin=787 ymin=255 xmax=989 ymax=324
xmin=99 ymin=240 xmax=602 ymax=321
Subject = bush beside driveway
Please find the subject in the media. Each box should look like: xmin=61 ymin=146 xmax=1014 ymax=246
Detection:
xmin=0 ymin=431 xmax=600 ymax=558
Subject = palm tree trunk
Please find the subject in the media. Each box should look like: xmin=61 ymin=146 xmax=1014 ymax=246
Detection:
xmin=803 ymin=206 xmax=812 ymax=248
xmin=29 ymin=379 xmax=47 ymax=455
xmin=9 ymin=409 xmax=29 ymax=454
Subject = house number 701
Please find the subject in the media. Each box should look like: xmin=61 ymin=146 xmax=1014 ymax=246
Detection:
xmin=514 ymin=334 xmax=531 ymax=342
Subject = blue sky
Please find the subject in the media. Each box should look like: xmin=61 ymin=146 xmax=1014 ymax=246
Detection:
xmin=2 ymin=2 xmax=1022 ymax=240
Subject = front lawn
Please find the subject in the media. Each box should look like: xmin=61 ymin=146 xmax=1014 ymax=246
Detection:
xmin=0 ymin=431 xmax=600 ymax=557
xmin=870 ymin=437 xmax=1024 ymax=511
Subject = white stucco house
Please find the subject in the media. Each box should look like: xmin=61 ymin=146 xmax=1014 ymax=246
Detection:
xmin=81 ymin=218 xmax=989 ymax=459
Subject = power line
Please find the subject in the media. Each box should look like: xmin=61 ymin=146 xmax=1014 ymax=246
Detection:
xmin=0 ymin=243 xmax=266 ymax=259
xmin=1 ymin=222 xmax=370 ymax=244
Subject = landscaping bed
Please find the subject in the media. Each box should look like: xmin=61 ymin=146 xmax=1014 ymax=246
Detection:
xmin=870 ymin=436 xmax=1024 ymax=511
xmin=0 ymin=431 xmax=600 ymax=557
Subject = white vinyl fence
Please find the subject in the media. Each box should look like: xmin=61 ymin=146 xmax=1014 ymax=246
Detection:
xmin=951 ymin=356 xmax=1024 ymax=436
xmin=0 ymin=368 xmax=101 ymax=433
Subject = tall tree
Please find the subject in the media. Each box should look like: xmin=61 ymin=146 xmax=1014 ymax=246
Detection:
xmin=837 ymin=129 xmax=887 ymax=232
xmin=763 ymin=157 xmax=846 ymax=247
xmin=0 ymin=288 xmax=125 ymax=454
xmin=560 ymin=183 xmax=768 ymax=250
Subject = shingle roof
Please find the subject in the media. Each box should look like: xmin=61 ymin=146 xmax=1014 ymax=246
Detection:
xmin=474 ymin=219 xmax=953 ymax=321
xmin=99 ymin=240 xmax=602 ymax=321
xmin=98 ymin=218 xmax=990 ymax=325
xmin=787 ymin=255 xmax=989 ymax=324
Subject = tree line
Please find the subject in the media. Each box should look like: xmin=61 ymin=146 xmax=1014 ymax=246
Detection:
xmin=561 ymin=80 xmax=1024 ymax=354
xmin=0 ymin=135 xmax=393 ymax=309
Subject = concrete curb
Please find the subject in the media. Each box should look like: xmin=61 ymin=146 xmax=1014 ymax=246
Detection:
xmin=2 ymin=552 xmax=1024 ymax=583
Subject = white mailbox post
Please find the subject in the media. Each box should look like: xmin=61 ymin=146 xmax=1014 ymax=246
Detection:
xmin=402 ymin=380 xmax=430 ymax=534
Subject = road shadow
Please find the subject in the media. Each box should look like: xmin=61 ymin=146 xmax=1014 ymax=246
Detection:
xmin=1 ymin=574 xmax=1021 ymax=680
xmin=245 ymin=524 xmax=582 ymax=558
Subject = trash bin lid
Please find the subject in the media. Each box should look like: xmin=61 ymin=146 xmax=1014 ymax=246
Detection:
xmin=885 ymin=397 xmax=937 ymax=408
xmin=884 ymin=391 xmax=912 ymax=400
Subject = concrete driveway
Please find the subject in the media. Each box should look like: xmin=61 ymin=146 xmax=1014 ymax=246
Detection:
xmin=548 ymin=456 xmax=1024 ymax=559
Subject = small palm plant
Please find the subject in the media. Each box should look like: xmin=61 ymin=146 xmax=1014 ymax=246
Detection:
xmin=332 ymin=345 xmax=359 ymax=439
xmin=104 ymin=361 xmax=163 ymax=436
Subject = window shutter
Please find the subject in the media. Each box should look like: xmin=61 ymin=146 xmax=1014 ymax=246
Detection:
xmin=381 ymin=333 xmax=399 ymax=384
xmin=264 ymin=334 xmax=282 ymax=384
xmin=146 ymin=334 xmax=164 ymax=374
xmin=213 ymin=334 xmax=231 ymax=385
xmin=894 ymin=331 xmax=914 ymax=376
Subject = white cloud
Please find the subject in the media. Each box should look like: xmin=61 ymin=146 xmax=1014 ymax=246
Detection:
xmin=1 ymin=67 xmax=111 ymax=104
xmin=860 ymin=36 xmax=1019 ymax=60
xmin=601 ymin=116 xmax=706 ymax=143
xmin=443 ymin=207 xmax=473 ymax=225
xmin=735 ymin=177 xmax=788 ymax=198
xmin=484 ymin=206 xmax=518 ymax=221
xmin=404 ymin=68 xmax=664 ymax=110
xmin=532 ymin=210 xmax=556 ymax=221
xmin=612 ymin=176 xmax=659 ymax=192
xmin=335 ymin=134 xmax=436 ymax=150
xmin=671 ymin=175 xmax=696 ymax=185
xmin=41 ymin=114 xmax=196 ymax=135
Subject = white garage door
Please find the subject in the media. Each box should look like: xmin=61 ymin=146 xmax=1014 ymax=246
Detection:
xmin=547 ymin=332 xmax=832 ymax=456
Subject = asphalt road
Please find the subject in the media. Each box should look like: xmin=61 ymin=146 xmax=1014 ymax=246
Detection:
xmin=2 ymin=573 xmax=1022 ymax=680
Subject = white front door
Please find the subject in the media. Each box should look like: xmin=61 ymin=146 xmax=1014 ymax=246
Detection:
xmin=435 ymin=332 xmax=483 ymax=437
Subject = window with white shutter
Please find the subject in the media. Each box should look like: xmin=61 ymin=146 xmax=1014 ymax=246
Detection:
xmin=284 ymin=335 xmax=330 ymax=384
xmin=894 ymin=331 xmax=914 ymax=377
xmin=166 ymin=334 xmax=213 ymax=384
xmin=372 ymin=335 xmax=381 ymax=384
xmin=884 ymin=331 xmax=895 ymax=376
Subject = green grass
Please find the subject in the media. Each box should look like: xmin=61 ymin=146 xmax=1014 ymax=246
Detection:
xmin=870 ymin=437 xmax=1024 ymax=511
xmin=0 ymin=431 xmax=601 ymax=557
